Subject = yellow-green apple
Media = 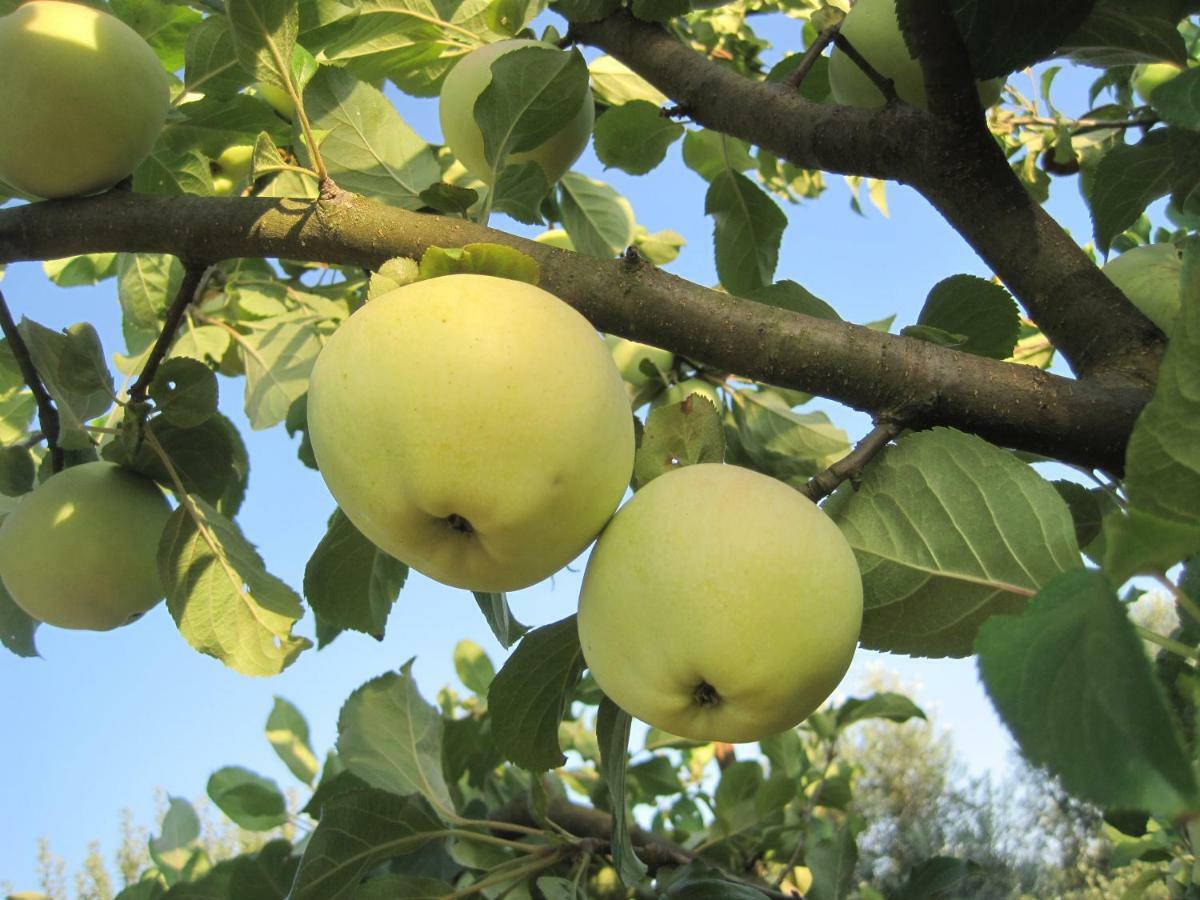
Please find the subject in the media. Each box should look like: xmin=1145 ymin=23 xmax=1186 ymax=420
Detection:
xmin=0 ymin=0 xmax=169 ymax=199
xmin=578 ymin=463 xmax=863 ymax=743
xmin=0 ymin=462 xmax=171 ymax=630
xmin=651 ymin=378 xmax=722 ymax=411
xmin=256 ymin=82 xmax=296 ymax=120
xmin=306 ymin=274 xmax=634 ymax=592
xmin=215 ymin=144 xmax=254 ymax=182
xmin=439 ymin=39 xmax=594 ymax=185
xmin=212 ymin=175 xmax=236 ymax=196
xmin=1102 ymin=243 xmax=1183 ymax=335
xmin=604 ymin=335 xmax=674 ymax=387
xmin=828 ymin=0 xmax=1003 ymax=110
xmin=1133 ymin=62 xmax=1183 ymax=104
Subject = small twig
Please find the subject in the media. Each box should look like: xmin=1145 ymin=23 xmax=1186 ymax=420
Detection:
xmin=128 ymin=264 xmax=212 ymax=405
xmin=1136 ymin=625 xmax=1199 ymax=662
xmin=832 ymin=32 xmax=897 ymax=104
xmin=801 ymin=419 xmax=904 ymax=502
xmin=787 ymin=26 xmax=841 ymax=90
xmin=1007 ymin=114 xmax=1159 ymax=135
xmin=0 ymin=290 xmax=63 ymax=472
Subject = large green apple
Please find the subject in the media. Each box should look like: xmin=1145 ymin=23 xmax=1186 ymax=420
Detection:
xmin=578 ymin=463 xmax=863 ymax=743
xmin=651 ymin=378 xmax=722 ymax=411
xmin=0 ymin=462 xmax=172 ymax=631
xmin=306 ymin=274 xmax=634 ymax=592
xmin=256 ymin=82 xmax=296 ymax=120
xmin=439 ymin=39 xmax=594 ymax=185
xmin=1133 ymin=62 xmax=1183 ymax=105
xmin=828 ymin=0 xmax=1003 ymax=110
xmin=605 ymin=335 xmax=674 ymax=388
xmin=0 ymin=1 xmax=169 ymax=199
xmin=1102 ymin=243 xmax=1183 ymax=335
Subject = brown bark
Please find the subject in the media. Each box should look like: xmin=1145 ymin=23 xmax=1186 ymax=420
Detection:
xmin=0 ymin=192 xmax=1147 ymax=473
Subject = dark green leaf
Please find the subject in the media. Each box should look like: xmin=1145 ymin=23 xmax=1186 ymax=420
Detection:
xmin=705 ymin=171 xmax=787 ymax=296
xmin=895 ymin=857 xmax=979 ymax=900
xmin=150 ymin=358 xmax=219 ymax=428
xmin=916 ymin=274 xmax=1021 ymax=359
xmin=225 ymin=0 xmax=298 ymax=89
xmin=631 ymin=0 xmax=689 ymax=22
xmin=1059 ymin=0 xmax=1189 ymax=66
xmin=552 ymin=0 xmax=621 ymax=22
xmin=473 ymin=591 xmax=528 ymax=648
xmin=184 ymin=16 xmax=250 ymax=98
xmin=977 ymin=569 xmax=1200 ymax=817
xmin=806 ymin=822 xmax=858 ymax=900
xmin=18 ymin=319 xmax=113 ymax=451
xmin=356 ymin=875 xmax=456 ymax=900
xmin=1089 ymin=131 xmax=1174 ymax=252
xmin=634 ymin=392 xmax=725 ymax=488
xmin=488 ymin=615 xmax=585 ymax=771
xmin=594 ymin=100 xmax=684 ymax=175
xmin=0 ymin=576 xmax=39 ymax=658
xmin=303 ymin=509 xmax=408 ymax=637
xmin=597 ymin=697 xmax=648 ymax=885
xmin=207 ymin=766 xmax=288 ymax=831
xmin=419 ymin=181 xmax=479 ymax=214
xmin=1151 ymin=67 xmax=1200 ymax=131
xmin=899 ymin=324 xmax=969 ymax=349
xmin=559 ymin=173 xmax=635 ymax=258
xmin=937 ymin=0 xmax=1096 ymax=79
xmin=491 ymin=161 xmax=551 ymax=224
xmin=0 ymin=445 xmax=34 ymax=497
xmin=1101 ymin=509 xmax=1200 ymax=583
xmin=744 ymin=280 xmax=841 ymax=320
xmin=835 ymin=693 xmax=927 ymax=728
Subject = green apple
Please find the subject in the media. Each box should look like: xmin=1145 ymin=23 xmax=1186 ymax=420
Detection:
xmin=215 ymin=144 xmax=255 ymax=182
xmin=0 ymin=1 xmax=169 ymax=199
xmin=212 ymin=175 xmax=236 ymax=197
xmin=651 ymin=378 xmax=721 ymax=411
xmin=828 ymin=0 xmax=1003 ymax=110
xmin=306 ymin=274 xmax=634 ymax=592
xmin=439 ymin=39 xmax=594 ymax=185
xmin=1102 ymin=243 xmax=1183 ymax=335
xmin=1133 ymin=62 xmax=1183 ymax=105
xmin=257 ymin=81 xmax=296 ymax=120
xmin=605 ymin=335 xmax=674 ymax=387
xmin=0 ymin=462 xmax=171 ymax=631
xmin=578 ymin=463 xmax=863 ymax=743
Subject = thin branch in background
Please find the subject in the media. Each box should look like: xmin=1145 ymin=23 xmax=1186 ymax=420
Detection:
xmin=128 ymin=263 xmax=212 ymax=405
xmin=787 ymin=25 xmax=841 ymax=90
xmin=831 ymin=32 xmax=897 ymax=104
xmin=801 ymin=419 xmax=904 ymax=503
xmin=0 ymin=289 xmax=63 ymax=473
xmin=1007 ymin=114 xmax=1159 ymax=135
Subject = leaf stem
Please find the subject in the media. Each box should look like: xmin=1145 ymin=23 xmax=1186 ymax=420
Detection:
xmin=1135 ymin=625 xmax=1198 ymax=661
xmin=0 ymin=289 xmax=62 ymax=472
xmin=128 ymin=263 xmax=211 ymax=405
xmin=443 ymin=849 xmax=562 ymax=899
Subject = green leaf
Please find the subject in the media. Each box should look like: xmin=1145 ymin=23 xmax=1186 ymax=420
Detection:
xmin=705 ymin=170 xmax=787 ymax=296
xmin=559 ymin=173 xmax=636 ymax=259
xmin=18 ymin=320 xmax=113 ymax=451
xmin=1151 ymin=67 xmax=1200 ymax=131
xmin=631 ymin=0 xmax=689 ymax=22
xmin=835 ymin=693 xmax=927 ymax=729
xmin=419 ymin=181 xmax=479 ymax=214
xmin=476 ymin=46 xmax=590 ymax=173
xmin=806 ymin=822 xmax=858 ymax=900
xmin=336 ymin=661 xmax=456 ymax=817
xmin=894 ymin=857 xmax=979 ymax=900
xmin=589 ymin=55 xmax=668 ymax=106
xmin=828 ymin=428 xmax=1081 ymax=657
xmin=111 ymin=0 xmax=201 ymax=71
xmin=1101 ymin=508 xmax=1200 ymax=583
xmin=454 ymin=639 xmax=496 ymax=695
xmin=634 ymin=392 xmax=725 ymax=488
xmin=207 ymin=767 xmax=289 ymax=831
xmin=1059 ymin=0 xmax=1189 ymax=67
xmin=488 ymin=615 xmax=585 ymax=770
xmin=1089 ymin=131 xmax=1174 ymax=253
xmin=899 ymin=324 xmax=968 ymax=349
xmin=977 ymin=569 xmax=1200 ymax=817
xmin=554 ymin=0 xmax=621 ymax=21
xmin=418 ymin=243 xmax=540 ymax=283
xmin=491 ymin=160 xmax=552 ymax=224
xmin=1052 ymin=480 xmax=1115 ymax=555
xmin=0 ymin=576 xmax=39 ymax=658
xmin=597 ymin=697 xmax=648 ymax=886
xmin=303 ymin=508 xmax=408 ymax=637
xmin=682 ymin=129 xmax=754 ymax=183
xmin=149 ymin=798 xmax=201 ymax=885
xmin=163 ymin=840 xmax=297 ymax=900
xmin=170 ymin=324 xmax=232 ymax=368
xmin=118 ymin=254 xmax=181 ymax=355
xmin=239 ymin=317 xmax=322 ymax=430
xmin=934 ymin=0 xmax=1095 ymax=79
xmin=159 ymin=499 xmax=309 ymax=676
xmin=302 ymin=67 xmax=440 ymax=209
xmin=368 ymin=256 xmax=420 ymax=299
xmin=0 ymin=445 xmax=34 ymax=497
xmin=226 ymin=0 xmax=298 ymax=90
xmin=42 ymin=253 xmax=118 ymax=288
xmin=289 ymin=790 xmax=443 ymax=900
xmin=473 ymin=591 xmax=528 ymax=649
xmin=594 ymin=100 xmax=684 ymax=175
xmin=728 ymin=392 xmax=848 ymax=487
xmin=356 ymin=875 xmax=456 ymax=900
xmin=665 ymin=879 xmax=766 ymax=899
xmin=916 ymin=274 xmax=1020 ymax=359
xmin=745 ymin=280 xmax=841 ymax=320
xmin=266 ymin=696 xmax=320 ymax=786
xmin=1124 ymin=237 xmax=1200 ymax=527
xmin=184 ymin=16 xmax=250 ymax=98
xmin=107 ymin=414 xmax=238 ymax=511
xmin=133 ymin=145 xmax=214 ymax=196
xmin=149 ymin=358 xmax=218 ymax=429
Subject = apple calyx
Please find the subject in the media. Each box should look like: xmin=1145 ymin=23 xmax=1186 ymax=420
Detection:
xmin=446 ymin=513 xmax=475 ymax=535
xmin=694 ymin=680 xmax=721 ymax=708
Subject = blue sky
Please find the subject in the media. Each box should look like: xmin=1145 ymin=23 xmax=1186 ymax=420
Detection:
xmin=0 ymin=19 xmax=1121 ymax=893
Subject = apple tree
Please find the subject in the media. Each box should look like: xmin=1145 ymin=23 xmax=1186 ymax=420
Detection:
xmin=1 ymin=0 xmax=1199 ymax=897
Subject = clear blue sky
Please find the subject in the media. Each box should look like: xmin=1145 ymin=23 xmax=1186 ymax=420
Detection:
xmin=0 ymin=18 xmax=1115 ymax=892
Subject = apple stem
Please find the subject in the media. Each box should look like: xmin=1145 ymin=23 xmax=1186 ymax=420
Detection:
xmin=832 ymin=32 xmax=899 ymax=104
xmin=787 ymin=24 xmax=842 ymax=91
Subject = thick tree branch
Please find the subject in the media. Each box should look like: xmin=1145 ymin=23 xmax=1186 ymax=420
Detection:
xmin=0 ymin=193 xmax=1147 ymax=473
xmin=570 ymin=11 xmax=1166 ymax=387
